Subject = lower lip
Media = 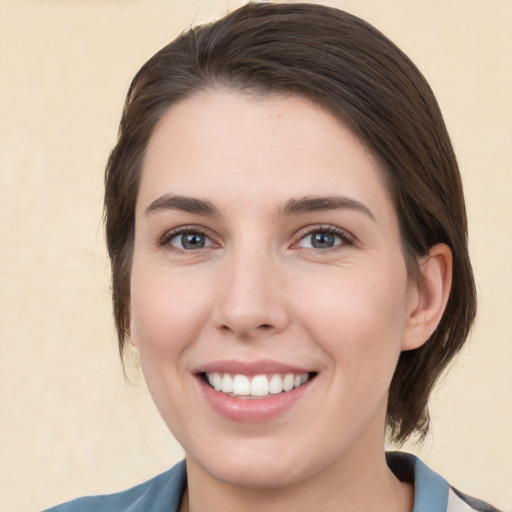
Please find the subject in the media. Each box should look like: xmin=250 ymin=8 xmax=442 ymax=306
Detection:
xmin=197 ymin=376 xmax=313 ymax=423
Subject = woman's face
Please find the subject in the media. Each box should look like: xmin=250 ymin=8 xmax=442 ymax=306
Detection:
xmin=130 ymin=91 xmax=421 ymax=489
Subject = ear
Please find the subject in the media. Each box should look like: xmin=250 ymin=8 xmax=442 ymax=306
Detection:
xmin=402 ymin=243 xmax=453 ymax=351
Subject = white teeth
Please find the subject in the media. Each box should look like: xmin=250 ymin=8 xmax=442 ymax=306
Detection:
xmin=210 ymin=372 xmax=222 ymax=391
xmin=250 ymin=375 xmax=269 ymax=396
xmin=269 ymin=374 xmax=283 ymax=394
xmin=221 ymin=373 xmax=233 ymax=393
xmin=232 ymin=374 xmax=251 ymax=395
xmin=205 ymin=372 xmax=311 ymax=397
xmin=282 ymin=374 xmax=294 ymax=392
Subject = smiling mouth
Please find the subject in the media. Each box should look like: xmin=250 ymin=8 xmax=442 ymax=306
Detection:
xmin=202 ymin=372 xmax=317 ymax=399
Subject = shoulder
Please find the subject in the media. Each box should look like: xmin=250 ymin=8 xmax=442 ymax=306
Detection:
xmin=386 ymin=452 xmax=502 ymax=512
xmin=43 ymin=460 xmax=187 ymax=512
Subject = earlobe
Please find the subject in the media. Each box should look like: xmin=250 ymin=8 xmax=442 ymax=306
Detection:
xmin=402 ymin=243 xmax=453 ymax=351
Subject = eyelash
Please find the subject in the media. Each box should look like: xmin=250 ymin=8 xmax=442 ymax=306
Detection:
xmin=294 ymin=225 xmax=354 ymax=252
xmin=158 ymin=225 xmax=354 ymax=253
xmin=158 ymin=226 xmax=216 ymax=254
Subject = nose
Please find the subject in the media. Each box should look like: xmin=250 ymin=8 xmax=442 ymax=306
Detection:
xmin=212 ymin=249 xmax=290 ymax=339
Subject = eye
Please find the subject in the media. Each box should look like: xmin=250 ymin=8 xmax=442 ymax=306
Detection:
xmin=296 ymin=227 xmax=350 ymax=250
xmin=166 ymin=230 xmax=214 ymax=250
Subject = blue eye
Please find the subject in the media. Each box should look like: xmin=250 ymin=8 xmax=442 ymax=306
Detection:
xmin=169 ymin=231 xmax=212 ymax=250
xmin=298 ymin=229 xmax=344 ymax=249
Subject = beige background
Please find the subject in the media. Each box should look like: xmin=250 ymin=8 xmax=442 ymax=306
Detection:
xmin=0 ymin=1 xmax=511 ymax=511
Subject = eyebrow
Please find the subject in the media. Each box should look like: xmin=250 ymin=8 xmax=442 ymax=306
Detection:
xmin=280 ymin=195 xmax=375 ymax=220
xmin=144 ymin=193 xmax=374 ymax=220
xmin=145 ymin=194 xmax=220 ymax=217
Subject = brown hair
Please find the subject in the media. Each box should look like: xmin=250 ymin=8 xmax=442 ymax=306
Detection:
xmin=104 ymin=2 xmax=476 ymax=443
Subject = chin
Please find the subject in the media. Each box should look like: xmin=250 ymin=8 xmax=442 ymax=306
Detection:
xmin=185 ymin=435 xmax=338 ymax=492
xmin=203 ymin=456 xmax=309 ymax=490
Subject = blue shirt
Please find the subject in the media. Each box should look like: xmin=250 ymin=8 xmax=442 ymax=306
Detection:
xmin=43 ymin=452 xmax=500 ymax=512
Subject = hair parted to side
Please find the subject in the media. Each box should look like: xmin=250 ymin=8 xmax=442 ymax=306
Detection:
xmin=104 ymin=2 xmax=476 ymax=443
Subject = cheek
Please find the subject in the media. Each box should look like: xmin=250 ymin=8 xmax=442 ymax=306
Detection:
xmin=293 ymin=263 xmax=410 ymax=369
xmin=129 ymin=263 xmax=212 ymax=358
xmin=128 ymin=265 xmax=214 ymax=433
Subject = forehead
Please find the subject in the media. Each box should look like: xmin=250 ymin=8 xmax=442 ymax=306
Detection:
xmin=138 ymin=90 xmax=394 ymax=220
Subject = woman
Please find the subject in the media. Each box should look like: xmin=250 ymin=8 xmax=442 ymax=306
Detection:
xmin=45 ymin=3 xmax=499 ymax=511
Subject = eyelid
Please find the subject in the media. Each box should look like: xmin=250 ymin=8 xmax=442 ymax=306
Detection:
xmin=157 ymin=224 xmax=355 ymax=252
xmin=158 ymin=225 xmax=218 ymax=251
xmin=292 ymin=224 xmax=355 ymax=250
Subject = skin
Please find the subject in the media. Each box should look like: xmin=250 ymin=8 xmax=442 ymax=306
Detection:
xmin=129 ymin=91 xmax=452 ymax=512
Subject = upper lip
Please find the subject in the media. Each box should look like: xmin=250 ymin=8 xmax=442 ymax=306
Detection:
xmin=193 ymin=359 xmax=313 ymax=376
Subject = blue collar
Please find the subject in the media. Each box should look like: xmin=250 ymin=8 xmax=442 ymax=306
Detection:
xmin=387 ymin=452 xmax=449 ymax=512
